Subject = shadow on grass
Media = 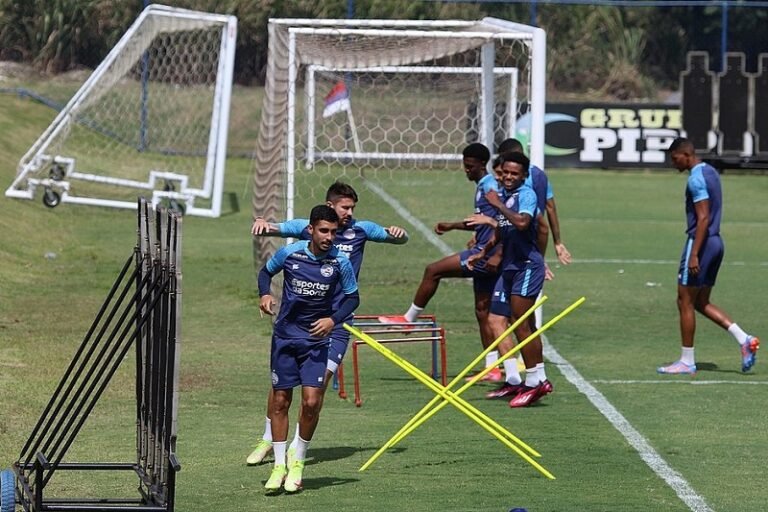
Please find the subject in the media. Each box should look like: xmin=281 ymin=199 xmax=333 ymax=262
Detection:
xmin=696 ymin=361 xmax=756 ymax=375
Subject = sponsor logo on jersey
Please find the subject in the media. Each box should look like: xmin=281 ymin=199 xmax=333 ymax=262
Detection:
xmin=291 ymin=278 xmax=331 ymax=296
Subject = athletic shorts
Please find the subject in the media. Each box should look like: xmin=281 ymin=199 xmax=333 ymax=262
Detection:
xmin=327 ymin=326 xmax=352 ymax=373
xmin=270 ymin=334 xmax=329 ymax=390
xmin=678 ymin=235 xmax=724 ymax=287
xmin=459 ymin=246 xmax=501 ymax=294
xmin=489 ymin=261 xmax=545 ymax=317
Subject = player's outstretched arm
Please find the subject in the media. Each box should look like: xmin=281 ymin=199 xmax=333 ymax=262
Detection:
xmin=545 ymin=198 xmax=571 ymax=265
xmin=434 ymin=220 xmax=471 ymax=235
xmin=251 ymin=217 xmax=310 ymax=238
xmin=384 ymin=225 xmax=409 ymax=244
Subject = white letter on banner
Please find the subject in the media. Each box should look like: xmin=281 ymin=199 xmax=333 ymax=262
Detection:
xmin=617 ymin=129 xmax=641 ymax=162
xmin=643 ymin=129 xmax=680 ymax=163
xmin=580 ymin=128 xmax=617 ymax=162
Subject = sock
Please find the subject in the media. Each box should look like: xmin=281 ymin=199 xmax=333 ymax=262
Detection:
xmin=263 ymin=417 xmax=272 ymax=442
xmin=680 ymin=347 xmax=695 ymax=366
xmin=728 ymin=323 xmax=749 ymax=345
xmin=404 ymin=303 xmax=424 ymax=322
xmin=289 ymin=423 xmax=300 ymax=449
xmin=273 ymin=441 xmax=287 ymax=466
xmin=294 ymin=436 xmax=311 ymax=462
xmin=536 ymin=362 xmax=547 ymax=383
xmin=503 ymin=358 xmax=522 ymax=385
xmin=485 ymin=350 xmax=499 ymax=368
xmin=524 ymin=368 xmax=540 ymax=388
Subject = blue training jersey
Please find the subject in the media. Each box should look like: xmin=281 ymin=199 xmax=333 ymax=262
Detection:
xmin=496 ymin=183 xmax=542 ymax=271
xmin=475 ymin=173 xmax=502 ymax=247
xmin=265 ymin=240 xmax=357 ymax=339
xmin=524 ymin=165 xmax=554 ymax=215
xmin=685 ymin=162 xmax=722 ymax=237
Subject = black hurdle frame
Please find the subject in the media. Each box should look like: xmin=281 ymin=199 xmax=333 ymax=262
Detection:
xmin=10 ymin=198 xmax=183 ymax=512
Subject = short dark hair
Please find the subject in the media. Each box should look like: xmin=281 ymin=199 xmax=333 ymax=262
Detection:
xmin=492 ymin=155 xmax=504 ymax=169
xmin=497 ymin=138 xmax=524 ymax=155
xmin=309 ymin=204 xmax=340 ymax=225
xmin=325 ymin=181 xmax=358 ymax=203
xmin=500 ymin=151 xmax=530 ymax=177
xmin=668 ymin=137 xmax=694 ymax=153
xmin=462 ymin=142 xmax=490 ymax=163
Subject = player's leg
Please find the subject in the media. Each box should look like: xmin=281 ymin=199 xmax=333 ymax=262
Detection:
xmin=485 ymin=310 xmax=525 ymax=399
xmin=246 ymin=389 xmax=274 ymax=465
xmin=693 ymin=236 xmax=759 ymax=371
xmin=380 ymin=253 xmax=465 ymax=325
xmin=284 ymin=339 xmax=329 ymax=492
xmin=264 ymin=336 xmax=299 ymax=491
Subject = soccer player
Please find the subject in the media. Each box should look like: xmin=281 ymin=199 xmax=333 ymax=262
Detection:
xmin=248 ymin=181 xmax=408 ymax=466
xmin=378 ymin=143 xmax=505 ymax=382
xmin=257 ymin=204 xmax=359 ymax=492
xmin=468 ymin=152 xmax=552 ymax=407
xmin=657 ymin=137 xmax=759 ymax=375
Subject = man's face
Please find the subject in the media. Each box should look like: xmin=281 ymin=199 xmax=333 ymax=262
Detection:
xmin=493 ymin=164 xmax=503 ymax=183
xmin=670 ymin=149 xmax=692 ymax=172
xmin=500 ymin=161 xmax=526 ymax=191
xmin=463 ymin=157 xmax=487 ymax=182
xmin=328 ymin=197 xmax=356 ymax=227
xmin=308 ymin=220 xmax=338 ymax=253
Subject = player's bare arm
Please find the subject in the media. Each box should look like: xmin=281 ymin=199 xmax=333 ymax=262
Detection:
xmin=434 ymin=221 xmax=471 ymax=235
xmin=259 ymin=294 xmax=276 ymax=316
xmin=251 ymin=217 xmax=280 ymax=236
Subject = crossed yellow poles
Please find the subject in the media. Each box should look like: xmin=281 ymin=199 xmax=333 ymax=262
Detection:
xmin=343 ymin=295 xmax=585 ymax=479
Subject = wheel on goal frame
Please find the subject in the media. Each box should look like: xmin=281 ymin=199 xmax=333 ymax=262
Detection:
xmin=42 ymin=187 xmax=61 ymax=208
xmin=0 ymin=468 xmax=16 ymax=512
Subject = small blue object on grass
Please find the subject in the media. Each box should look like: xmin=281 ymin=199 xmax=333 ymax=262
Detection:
xmin=509 ymin=508 xmax=528 ymax=512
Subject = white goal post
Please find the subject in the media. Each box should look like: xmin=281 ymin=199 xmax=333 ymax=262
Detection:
xmin=252 ymin=17 xmax=546 ymax=259
xmin=6 ymin=4 xmax=237 ymax=217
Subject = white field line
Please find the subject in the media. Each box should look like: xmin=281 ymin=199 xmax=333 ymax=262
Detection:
xmin=566 ymin=258 xmax=768 ymax=266
xmin=593 ymin=379 xmax=768 ymax=385
xmin=370 ymin=182 xmax=714 ymax=511
xmin=363 ymin=180 xmax=454 ymax=256
xmin=543 ymin=337 xmax=714 ymax=512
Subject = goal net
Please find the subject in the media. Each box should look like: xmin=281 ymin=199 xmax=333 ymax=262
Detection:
xmin=252 ymin=18 xmax=546 ymax=261
xmin=6 ymin=4 xmax=237 ymax=217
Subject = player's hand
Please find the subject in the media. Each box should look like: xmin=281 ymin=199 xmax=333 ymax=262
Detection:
xmin=310 ymin=317 xmax=334 ymax=338
xmin=259 ymin=295 xmax=276 ymax=316
xmin=464 ymin=213 xmax=497 ymax=228
xmin=687 ymin=254 xmax=700 ymax=276
xmin=555 ymin=242 xmax=572 ymax=265
xmin=484 ymin=251 xmax=502 ymax=274
xmin=434 ymin=222 xmax=451 ymax=235
xmin=485 ymin=190 xmax=503 ymax=208
xmin=466 ymin=252 xmax=484 ymax=271
xmin=251 ymin=218 xmax=271 ymax=236
xmin=386 ymin=225 xmax=407 ymax=239
xmin=545 ymin=263 xmax=555 ymax=281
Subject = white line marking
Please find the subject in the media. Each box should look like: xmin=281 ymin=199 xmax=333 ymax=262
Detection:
xmin=544 ymin=338 xmax=714 ymax=512
xmin=364 ymin=180 xmax=454 ymax=256
xmin=565 ymin=258 xmax=768 ymax=266
xmin=593 ymin=379 xmax=768 ymax=385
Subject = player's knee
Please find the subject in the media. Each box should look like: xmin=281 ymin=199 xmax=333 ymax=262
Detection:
xmin=301 ymin=397 xmax=322 ymax=418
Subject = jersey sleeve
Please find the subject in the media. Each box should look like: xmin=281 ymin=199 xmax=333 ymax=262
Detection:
xmin=546 ymin=181 xmax=554 ymax=200
xmin=518 ymin=187 xmax=538 ymax=217
xmin=688 ymin=173 xmax=710 ymax=203
xmin=338 ymin=256 xmax=359 ymax=294
xmin=480 ymin=174 xmax=500 ymax=194
xmin=265 ymin=245 xmax=291 ymax=274
xmin=275 ymin=218 xmax=310 ymax=237
xmin=355 ymin=220 xmax=404 ymax=243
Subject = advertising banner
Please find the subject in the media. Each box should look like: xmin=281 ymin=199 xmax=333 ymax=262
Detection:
xmin=542 ymin=103 xmax=682 ymax=168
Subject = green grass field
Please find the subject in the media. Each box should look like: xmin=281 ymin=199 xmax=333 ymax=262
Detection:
xmin=1 ymin=91 xmax=767 ymax=512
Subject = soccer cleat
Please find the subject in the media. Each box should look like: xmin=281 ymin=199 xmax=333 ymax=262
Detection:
xmin=464 ymin=367 xmax=504 ymax=383
xmin=286 ymin=446 xmax=296 ymax=467
xmin=264 ymin=464 xmax=287 ymax=491
xmin=508 ymin=380 xmax=553 ymax=408
xmin=377 ymin=315 xmax=414 ymax=332
xmin=283 ymin=460 xmax=305 ymax=493
xmin=246 ymin=439 xmax=273 ymax=465
xmin=657 ymin=360 xmax=697 ymax=375
xmin=741 ymin=336 xmax=760 ymax=372
xmin=485 ymin=382 xmax=525 ymax=399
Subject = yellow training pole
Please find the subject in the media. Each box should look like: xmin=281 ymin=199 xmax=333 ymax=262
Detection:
xmin=354 ymin=296 xmax=586 ymax=472
xmin=356 ymin=296 xmax=547 ymax=467
xmin=393 ymin=296 xmax=587 ymax=445
xmin=345 ymin=324 xmax=556 ymax=480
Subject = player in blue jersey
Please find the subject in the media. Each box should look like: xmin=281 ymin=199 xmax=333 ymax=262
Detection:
xmin=657 ymin=138 xmax=759 ymax=375
xmin=248 ymin=182 xmax=408 ymax=466
xmin=257 ymin=204 xmax=359 ymax=492
xmin=468 ymin=152 xmax=552 ymax=407
xmin=378 ymin=143 xmax=506 ymax=382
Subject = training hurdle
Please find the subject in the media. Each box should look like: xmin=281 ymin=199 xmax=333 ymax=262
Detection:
xmin=0 ymin=198 xmax=183 ymax=512
xmin=335 ymin=315 xmax=446 ymax=407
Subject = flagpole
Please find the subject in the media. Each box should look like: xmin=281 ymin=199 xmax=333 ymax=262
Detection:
xmin=346 ymin=106 xmax=362 ymax=154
